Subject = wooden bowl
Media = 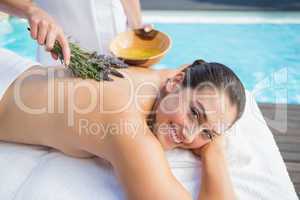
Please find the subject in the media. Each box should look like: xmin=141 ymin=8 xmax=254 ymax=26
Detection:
xmin=109 ymin=29 xmax=172 ymax=67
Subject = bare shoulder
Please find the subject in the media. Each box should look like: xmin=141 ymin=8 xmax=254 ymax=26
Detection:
xmin=104 ymin=117 xmax=192 ymax=200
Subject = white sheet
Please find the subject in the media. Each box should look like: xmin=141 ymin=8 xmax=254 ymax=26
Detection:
xmin=0 ymin=49 xmax=297 ymax=199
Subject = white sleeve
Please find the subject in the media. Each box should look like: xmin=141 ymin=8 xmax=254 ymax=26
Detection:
xmin=0 ymin=48 xmax=40 ymax=101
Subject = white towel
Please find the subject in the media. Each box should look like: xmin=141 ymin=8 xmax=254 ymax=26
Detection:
xmin=0 ymin=48 xmax=39 ymax=101
xmin=0 ymin=91 xmax=297 ymax=200
xmin=225 ymin=92 xmax=298 ymax=200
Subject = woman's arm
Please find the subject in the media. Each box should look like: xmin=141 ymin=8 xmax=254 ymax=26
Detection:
xmin=120 ymin=0 xmax=143 ymax=29
xmin=194 ymin=136 xmax=236 ymax=200
xmin=0 ymin=0 xmax=32 ymax=18
xmin=106 ymin=124 xmax=193 ymax=200
xmin=0 ymin=0 xmax=70 ymax=64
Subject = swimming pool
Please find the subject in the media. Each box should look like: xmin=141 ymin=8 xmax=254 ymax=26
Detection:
xmin=0 ymin=18 xmax=37 ymax=60
xmin=1 ymin=16 xmax=299 ymax=104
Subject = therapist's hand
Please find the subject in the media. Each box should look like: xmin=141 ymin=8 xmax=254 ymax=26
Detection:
xmin=141 ymin=24 xmax=154 ymax=32
xmin=26 ymin=5 xmax=70 ymax=65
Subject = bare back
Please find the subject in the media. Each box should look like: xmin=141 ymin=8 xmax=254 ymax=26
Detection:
xmin=0 ymin=65 xmax=162 ymax=158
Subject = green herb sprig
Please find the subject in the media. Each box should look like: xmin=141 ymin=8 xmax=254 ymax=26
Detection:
xmin=52 ymin=41 xmax=128 ymax=81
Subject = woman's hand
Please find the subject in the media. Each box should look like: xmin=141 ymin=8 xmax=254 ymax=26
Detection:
xmin=192 ymin=134 xmax=226 ymax=158
xmin=141 ymin=23 xmax=154 ymax=32
xmin=193 ymin=135 xmax=236 ymax=200
xmin=26 ymin=5 xmax=70 ymax=65
xmin=0 ymin=1 xmax=70 ymax=64
xmin=120 ymin=0 xmax=153 ymax=32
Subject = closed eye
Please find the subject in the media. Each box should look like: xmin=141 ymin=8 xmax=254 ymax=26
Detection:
xmin=202 ymin=129 xmax=213 ymax=140
xmin=191 ymin=106 xmax=200 ymax=120
xmin=190 ymin=105 xmax=204 ymax=124
xmin=202 ymin=129 xmax=219 ymax=140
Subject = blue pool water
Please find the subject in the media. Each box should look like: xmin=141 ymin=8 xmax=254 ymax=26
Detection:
xmin=0 ymin=18 xmax=37 ymax=60
xmin=1 ymin=18 xmax=300 ymax=104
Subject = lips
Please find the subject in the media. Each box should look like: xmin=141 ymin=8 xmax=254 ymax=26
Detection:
xmin=168 ymin=124 xmax=184 ymax=144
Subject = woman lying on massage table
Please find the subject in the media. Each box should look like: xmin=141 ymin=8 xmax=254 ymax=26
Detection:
xmin=0 ymin=59 xmax=245 ymax=200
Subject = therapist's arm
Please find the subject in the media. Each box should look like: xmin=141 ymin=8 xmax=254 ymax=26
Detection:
xmin=194 ymin=135 xmax=236 ymax=200
xmin=0 ymin=0 xmax=32 ymax=18
xmin=0 ymin=0 xmax=70 ymax=65
xmin=120 ymin=0 xmax=143 ymax=29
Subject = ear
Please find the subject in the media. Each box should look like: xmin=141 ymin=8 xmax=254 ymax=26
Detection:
xmin=165 ymin=72 xmax=185 ymax=93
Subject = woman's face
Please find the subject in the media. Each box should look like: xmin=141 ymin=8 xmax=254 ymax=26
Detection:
xmin=153 ymin=72 xmax=238 ymax=150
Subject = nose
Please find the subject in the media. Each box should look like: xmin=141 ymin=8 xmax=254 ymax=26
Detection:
xmin=181 ymin=126 xmax=198 ymax=144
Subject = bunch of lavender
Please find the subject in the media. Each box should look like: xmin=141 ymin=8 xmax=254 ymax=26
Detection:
xmin=52 ymin=41 xmax=128 ymax=81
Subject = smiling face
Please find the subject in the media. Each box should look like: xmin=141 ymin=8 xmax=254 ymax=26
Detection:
xmin=153 ymin=72 xmax=238 ymax=150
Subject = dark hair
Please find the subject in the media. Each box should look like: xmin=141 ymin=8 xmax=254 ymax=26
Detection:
xmin=181 ymin=59 xmax=246 ymax=122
